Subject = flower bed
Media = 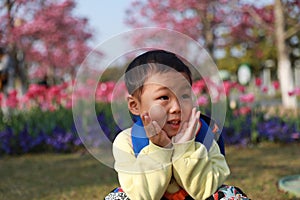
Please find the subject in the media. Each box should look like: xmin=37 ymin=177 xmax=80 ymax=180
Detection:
xmin=0 ymin=79 xmax=299 ymax=155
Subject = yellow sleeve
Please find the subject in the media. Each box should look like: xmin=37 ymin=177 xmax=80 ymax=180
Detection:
xmin=113 ymin=129 xmax=173 ymax=199
xmin=172 ymin=139 xmax=230 ymax=199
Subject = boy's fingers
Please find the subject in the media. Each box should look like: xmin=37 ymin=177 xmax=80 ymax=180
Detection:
xmin=188 ymin=109 xmax=197 ymax=127
xmin=152 ymin=121 xmax=162 ymax=133
xmin=142 ymin=114 xmax=157 ymax=138
xmin=142 ymin=113 xmax=151 ymax=125
xmin=192 ymin=118 xmax=199 ymax=132
xmin=189 ymin=108 xmax=196 ymax=122
xmin=144 ymin=124 xmax=156 ymax=137
xmin=191 ymin=112 xmax=200 ymax=131
xmin=196 ymin=110 xmax=200 ymax=119
xmin=145 ymin=121 xmax=162 ymax=138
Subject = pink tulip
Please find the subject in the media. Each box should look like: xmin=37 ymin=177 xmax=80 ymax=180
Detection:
xmin=6 ymin=90 xmax=19 ymax=108
xmin=223 ymin=81 xmax=232 ymax=96
xmin=236 ymin=84 xmax=245 ymax=93
xmin=294 ymin=88 xmax=300 ymax=96
xmin=238 ymin=106 xmax=251 ymax=115
xmin=262 ymin=86 xmax=268 ymax=93
xmin=0 ymin=93 xmax=3 ymax=106
xmin=197 ymin=95 xmax=209 ymax=106
xmin=239 ymin=93 xmax=255 ymax=103
xmin=291 ymin=132 xmax=300 ymax=140
xmin=192 ymin=80 xmax=206 ymax=95
xmin=272 ymin=81 xmax=280 ymax=90
xmin=255 ymin=77 xmax=262 ymax=87
xmin=288 ymin=87 xmax=300 ymax=96
xmin=65 ymin=99 xmax=72 ymax=109
xmin=26 ymin=84 xmax=47 ymax=103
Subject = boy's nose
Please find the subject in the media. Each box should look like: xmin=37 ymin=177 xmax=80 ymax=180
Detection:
xmin=169 ymin=99 xmax=181 ymax=113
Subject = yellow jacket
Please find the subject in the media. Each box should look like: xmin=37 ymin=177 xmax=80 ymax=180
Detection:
xmin=113 ymin=128 xmax=230 ymax=200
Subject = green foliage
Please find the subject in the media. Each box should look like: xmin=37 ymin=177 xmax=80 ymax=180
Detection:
xmin=2 ymin=107 xmax=74 ymax=136
xmin=216 ymin=40 xmax=277 ymax=76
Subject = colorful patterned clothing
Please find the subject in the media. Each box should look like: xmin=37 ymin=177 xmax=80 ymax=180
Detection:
xmin=104 ymin=185 xmax=250 ymax=200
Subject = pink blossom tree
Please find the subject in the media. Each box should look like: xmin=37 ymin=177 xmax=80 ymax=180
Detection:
xmin=228 ymin=0 xmax=300 ymax=108
xmin=0 ymin=0 xmax=93 ymax=93
xmin=126 ymin=0 xmax=300 ymax=108
xmin=125 ymin=0 xmax=230 ymax=57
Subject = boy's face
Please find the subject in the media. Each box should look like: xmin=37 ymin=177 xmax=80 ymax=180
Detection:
xmin=135 ymin=71 xmax=194 ymax=138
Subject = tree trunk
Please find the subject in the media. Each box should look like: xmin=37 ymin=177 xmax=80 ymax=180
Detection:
xmin=274 ymin=0 xmax=297 ymax=108
xmin=15 ymin=50 xmax=27 ymax=95
xmin=5 ymin=48 xmax=27 ymax=95
xmin=4 ymin=0 xmax=27 ymax=95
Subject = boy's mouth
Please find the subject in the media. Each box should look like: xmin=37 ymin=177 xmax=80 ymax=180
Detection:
xmin=167 ymin=119 xmax=181 ymax=129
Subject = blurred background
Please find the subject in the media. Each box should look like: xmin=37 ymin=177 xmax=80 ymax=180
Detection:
xmin=0 ymin=1 xmax=299 ymax=199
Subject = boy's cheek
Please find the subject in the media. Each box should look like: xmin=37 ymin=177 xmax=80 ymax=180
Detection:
xmin=149 ymin=104 xmax=167 ymax=127
xmin=183 ymin=106 xmax=194 ymax=120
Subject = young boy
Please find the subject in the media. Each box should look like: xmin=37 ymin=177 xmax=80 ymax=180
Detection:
xmin=105 ymin=50 xmax=249 ymax=200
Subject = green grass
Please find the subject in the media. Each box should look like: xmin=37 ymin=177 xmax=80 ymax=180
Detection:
xmin=0 ymin=153 xmax=118 ymax=200
xmin=225 ymin=142 xmax=300 ymax=200
xmin=0 ymin=142 xmax=299 ymax=200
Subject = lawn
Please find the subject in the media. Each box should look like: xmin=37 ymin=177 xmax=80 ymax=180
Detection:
xmin=0 ymin=142 xmax=299 ymax=200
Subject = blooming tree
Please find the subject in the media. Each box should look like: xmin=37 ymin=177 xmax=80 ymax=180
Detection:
xmin=273 ymin=0 xmax=300 ymax=108
xmin=125 ymin=0 xmax=300 ymax=108
xmin=125 ymin=0 xmax=231 ymax=57
xmin=228 ymin=0 xmax=300 ymax=108
xmin=0 ymin=0 xmax=93 ymax=93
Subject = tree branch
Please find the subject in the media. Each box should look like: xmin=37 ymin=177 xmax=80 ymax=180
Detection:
xmin=246 ymin=7 xmax=274 ymax=33
xmin=230 ymin=3 xmax=274 ymax=33
xmin=284 ymin=23 xmax=300 ymax=39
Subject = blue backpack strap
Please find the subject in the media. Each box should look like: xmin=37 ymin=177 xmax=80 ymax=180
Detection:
xmin=196 ymin=118 xmax=214 ymax=152
xmin=131 ymin=114 xmax=225 ymax=156
xmin=197 ymin=115 xmax=225 ymax=156
xmin=218 ymin=134 xmax=225 ymax=156
xmin=131 ymin=116 xmax=149 ymax=156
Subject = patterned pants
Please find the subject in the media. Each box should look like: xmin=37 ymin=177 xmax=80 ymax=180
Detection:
xmin=104 ymin=185 xmax=250 ymax=200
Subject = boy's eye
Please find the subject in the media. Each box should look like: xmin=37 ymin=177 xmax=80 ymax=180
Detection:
xmin=158 ymin=96 xmax=169 ymax=100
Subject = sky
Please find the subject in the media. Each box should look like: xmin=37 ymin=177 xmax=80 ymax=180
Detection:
xmin=74 ymin=1 xmax=132 ymax=46
xmin=74 ymin=0 xmax=275 ymax=47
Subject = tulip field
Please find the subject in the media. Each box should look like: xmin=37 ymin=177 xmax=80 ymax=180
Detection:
xmin=0 ymin=77 xmax=299 ymax=155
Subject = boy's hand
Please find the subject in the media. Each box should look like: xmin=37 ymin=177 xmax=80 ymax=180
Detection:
xmin=173 ymin=107 xmax=200 ymax=143
xmin=142 ymin=113 xmax=172 ymax=148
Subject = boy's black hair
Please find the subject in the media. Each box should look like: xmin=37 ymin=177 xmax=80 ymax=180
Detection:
xmin=124 ymin=49 xmax=192 ymax=97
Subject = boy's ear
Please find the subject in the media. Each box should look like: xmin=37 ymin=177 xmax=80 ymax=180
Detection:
xmin=127 ymin=95 xmax=140 ymax=115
